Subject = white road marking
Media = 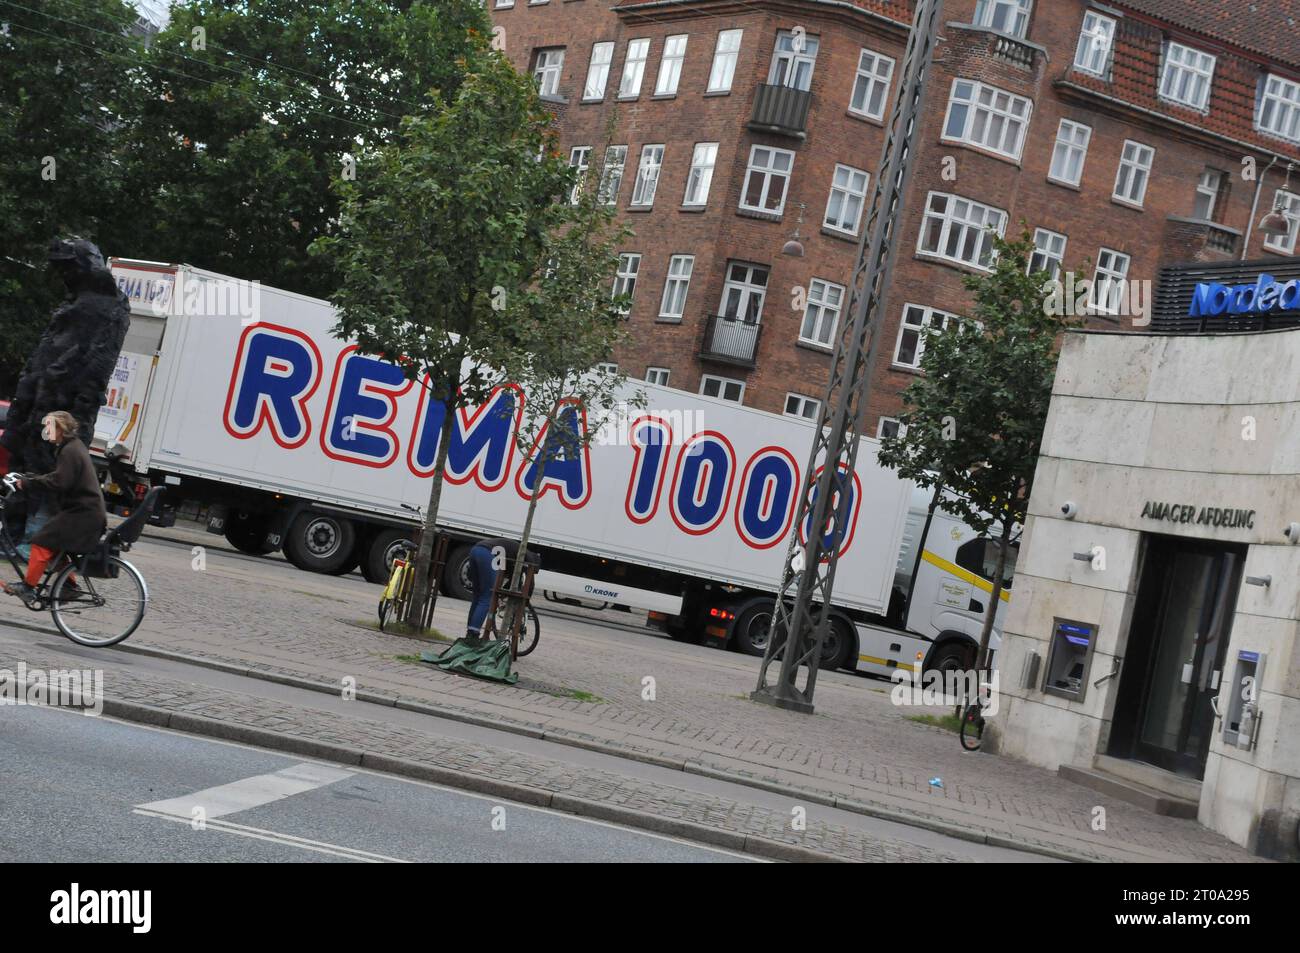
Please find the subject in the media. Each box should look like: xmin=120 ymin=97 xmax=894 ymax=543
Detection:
xmin=136 ymin=762 xmax=355 ymax=819
xmin=133 ymin=809 xmax=410 ymax=863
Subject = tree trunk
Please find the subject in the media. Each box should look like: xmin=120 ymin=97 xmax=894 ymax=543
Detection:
xmin=403 ymin=380 xmax=456 ymax=629
xmin=503 ymin=401 xmax=559 ymax=638
xmin=975 ymin=520 xmax=1013 ymax=673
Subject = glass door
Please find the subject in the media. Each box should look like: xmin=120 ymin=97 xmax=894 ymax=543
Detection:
xmin=1132 ymin=542 xmax=1242 ymax=777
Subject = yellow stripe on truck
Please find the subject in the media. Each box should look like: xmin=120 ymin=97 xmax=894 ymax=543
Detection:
xmin=858 ymin=654 xmax=918 ymax=672
xmin=921 ymin=551 xmax=1011 ymax=602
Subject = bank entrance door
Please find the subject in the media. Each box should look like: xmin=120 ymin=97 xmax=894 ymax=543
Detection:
xmin=1110 ymin=536 xmax=1244 ymax=779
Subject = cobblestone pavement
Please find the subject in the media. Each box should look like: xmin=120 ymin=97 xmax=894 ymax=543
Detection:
xmin=0 ymin=630 xmax=964 ymax=862
xmin=0 ymin=521 xmax=1262 ymax=862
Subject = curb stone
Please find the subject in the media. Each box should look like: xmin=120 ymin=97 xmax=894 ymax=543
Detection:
xmin=111 ymin=638 xmax=1096 ymax=863
xmin=94 ymin=693 xmax=838 ymax=862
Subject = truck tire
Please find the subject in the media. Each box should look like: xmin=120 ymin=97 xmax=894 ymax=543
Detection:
xmin=733 ymin=601 xmax=776 ymax=657
xmin=442 ymin=543 xmax=475 ymax=600
xmin=363 ymin=528 xmax=417 ymax=584
xmin=284 ymin=511 xmax=357 ymax=574
xmin=927 ymin=638 xmax=976 ymax=678
xmin=223 ymin=511 xmax=274 ymax=556
xmin=819 ymin=615 xmax=854 ymax=672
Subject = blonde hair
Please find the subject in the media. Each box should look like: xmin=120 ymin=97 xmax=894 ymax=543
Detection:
xmin=42 ymin=411 xmax=79 ymax=439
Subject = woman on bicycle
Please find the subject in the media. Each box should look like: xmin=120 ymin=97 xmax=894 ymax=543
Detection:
xmin=3 ymin=411 xmax=105 ymax=604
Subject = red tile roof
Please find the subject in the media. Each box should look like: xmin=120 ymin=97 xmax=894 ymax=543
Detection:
xmin=1066 ymin=11 xmax=1300 ymax=160
xmin=1118 ymin=0 xmax=1300 ymax=67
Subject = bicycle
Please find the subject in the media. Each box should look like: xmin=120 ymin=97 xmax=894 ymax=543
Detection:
xmin=376 ymin=504 xmax=426 ymax=632
xmin=489 ymin=597 xmax=540 ymax=657
xmin=0 ymin=473 xmax=157 ymax=648
xmin=959 ymin=699 xmax=985 ymax=751
xmin=959 ymin=668 xmax=994 ymax=752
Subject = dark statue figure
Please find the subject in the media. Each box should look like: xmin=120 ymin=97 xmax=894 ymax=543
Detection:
xmin=1 ymin=238 xmax=131 ymax=475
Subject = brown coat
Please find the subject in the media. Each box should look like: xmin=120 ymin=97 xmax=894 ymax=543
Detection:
xmin=24 ymin=437 xmax=107 ymax=553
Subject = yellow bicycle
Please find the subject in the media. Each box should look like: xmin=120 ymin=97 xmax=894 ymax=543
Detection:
xmin=377 ymin=550 xmax=414 ymax=632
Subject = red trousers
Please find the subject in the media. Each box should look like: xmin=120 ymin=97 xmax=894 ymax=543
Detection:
xmin=25 ymin=545 xmax=58 ymax=586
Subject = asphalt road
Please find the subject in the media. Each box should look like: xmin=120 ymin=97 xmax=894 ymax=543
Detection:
xmin=0 ymin=704 xmax=754 ymax=863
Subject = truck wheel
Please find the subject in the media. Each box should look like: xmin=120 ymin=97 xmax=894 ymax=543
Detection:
xmin=819 ymin=616 xmax=854 ymax=672
xmin=442 ymin=543 xmax=475 ymax=600
xmin=223 ymin=511 xmax=274 ymax=556
xmin=284 ymin=511 xmax=357 ymax=574
xmin=927 ymin=639 xmax=976 ymax=679
xmin=733 ymin=602 xmax=776 ymax=657
xmin=363 ymin=528 xmax=416 ymax=584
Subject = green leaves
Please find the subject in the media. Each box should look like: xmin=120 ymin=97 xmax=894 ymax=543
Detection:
xmin=878 ymin=229 xmax=1082 ymax=535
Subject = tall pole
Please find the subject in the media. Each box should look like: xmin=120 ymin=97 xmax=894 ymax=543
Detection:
xmin=752 ymin=0 xmax=945 ymax=714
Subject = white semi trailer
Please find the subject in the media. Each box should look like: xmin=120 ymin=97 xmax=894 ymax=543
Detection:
xmin=96 ymin=259 xmax=1013 ymax=675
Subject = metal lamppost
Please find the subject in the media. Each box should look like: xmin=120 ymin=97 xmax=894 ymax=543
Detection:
xmin=752 ymin=0 xmax=946 ymax=714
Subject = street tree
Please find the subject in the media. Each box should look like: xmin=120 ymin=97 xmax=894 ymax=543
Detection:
xmin=105 ymin=0 xmax=492 ymax=302
xmin=490 ymin=165 xmax=641 ymax=639
xmin=0 ymin=0 xmax=142 ymax=391
xmin=311 ymin=52 xmax=572 ymax=628
xmin=878 ymin=230 xmax=1081 ymax=671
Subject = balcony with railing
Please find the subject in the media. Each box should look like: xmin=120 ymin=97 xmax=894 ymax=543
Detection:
xmin=700 ymin=314 xmax=762 ymax=368
xmin=747 ymin=83 xmax=812 ymax=139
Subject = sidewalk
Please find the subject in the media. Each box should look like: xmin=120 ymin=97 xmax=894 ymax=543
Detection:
xmin=0 ymin=520 xmax=1263 ymax=862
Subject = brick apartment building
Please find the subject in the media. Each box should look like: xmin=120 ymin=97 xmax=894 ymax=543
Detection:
xmin=489 ymin=0 xmax=1300 ymax=433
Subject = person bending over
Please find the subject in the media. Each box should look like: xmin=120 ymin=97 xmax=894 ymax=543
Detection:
xmin=465 ymin=537 xmax=540 ymax=639
xmin=3 ymin=411 xmax=106 ymax=603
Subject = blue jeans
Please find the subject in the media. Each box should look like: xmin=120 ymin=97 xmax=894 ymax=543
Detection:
xmin=17 ymin=497 xmax=54 ymax=561
xmin=465 ymin=544 xmax=498 ymax=636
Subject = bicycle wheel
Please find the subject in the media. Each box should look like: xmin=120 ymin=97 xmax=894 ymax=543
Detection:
xmin=515 ymin=604 xmax=540 ymax=657
xmin=50 ymin=556 xmax=147 ymax=648
xmin=378 ymin=597 xmax=391 ymax=631
xmin=959 ymin=703 xmax=984 ymax=752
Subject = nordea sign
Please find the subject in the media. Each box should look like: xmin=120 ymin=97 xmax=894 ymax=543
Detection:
xmin=1189 ymin=274 xmax=1300 ymax=318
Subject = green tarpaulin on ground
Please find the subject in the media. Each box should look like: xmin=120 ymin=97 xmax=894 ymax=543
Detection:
xmin=420 ymin=637 xmax=517 ymax=685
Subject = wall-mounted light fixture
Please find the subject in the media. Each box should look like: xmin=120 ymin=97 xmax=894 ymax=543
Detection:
xmin=1245 ymin=575 xmax=1272 ymax=588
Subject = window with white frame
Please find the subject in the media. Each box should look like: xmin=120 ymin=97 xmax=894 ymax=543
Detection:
xmin=769 ymin=30 xmax=819 ymax=91
xmin=799 ymin=279 xmax=845 ymax=347
xmin=1193 ymin=169 xmax=1224 ymax=221
xmin=659 ymin=255 xmax=694 ymax=319
xmin=1159 ymin=42 xmax=1215 ymax=110
xmin=740 ymin=145 xmax=794 ymax=214
xmin=533 ymin=49 xmax=564 ymax=97
xmin=1090 ymin=248 xmax=1130 ymax=315
xmin=700 ymin=375 xmax=745 ymax=403
xmin=877 ymin=417 xmax=908 ymax=440
xmin=597 ymin=362 xmax=618 ymax=375
xmin=584 ymin=42 xmax=614 ymax=99
xmin=941 ymin=79 xmax=1033 ymax=161
xmin=1048 ymin=119 xmax=1091 ymax=186
xmin=1263 ymin=190 xmax=1300 ymax=254
xmin=655 ymin=34 xmax=688 ymax=95
xmin=612 ymin=253 xmax=640 ymax=312
xmin=849 ymin=48 xmax=895 ymax=120
xmin=645 ymin=367 xmax=671 ymax=386
xmin=1028 ymin=228 xmax=1066 ymax=279
xmin=894 ymin=304 xmax=959 ymax=369
xmin=568 ymin=146 xmax=591 ymax=204
xmin=917 ymin=192 xmax=1007 ymax=270
xmin=1256 ymin=74 xmax=1300 ymax=143
xmin=1113 ymin=140 xmax=1155 ymax=206
xmin=495 ymin=0 xmax=515 ymax=8
xmin=1073 ymin=11 xmax=1115 ymax=77
xmin=974 ymin=0 xmax=1032 ymax=39
xmin=824 ymin=164 xmax=870 ymax=235
xmin=598 ymin=145 xmax=627 ymax=205
xmin=708 ymin=29 xmax=743 ymax=92
xmin=683 ymin=143 xmax=718 ymax=206
xmin=619 ymin=38 xmax=650 ymax=98
xmin=631 ymin=144 xmax=664 ymax=206
xmin=784 ymin=394 xmax=820 ymax=421
xmin=719 ymin=262 xmax=769 ymax=322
